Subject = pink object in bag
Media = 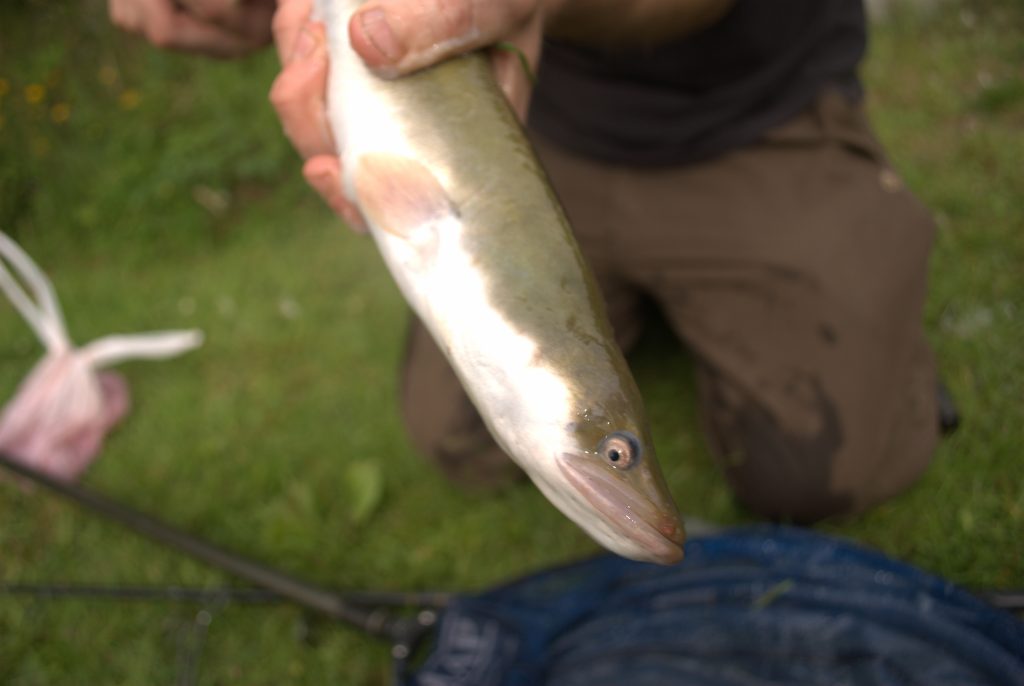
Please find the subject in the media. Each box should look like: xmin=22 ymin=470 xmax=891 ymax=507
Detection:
xmin=0 ymin=232 xmax=203 ymax=480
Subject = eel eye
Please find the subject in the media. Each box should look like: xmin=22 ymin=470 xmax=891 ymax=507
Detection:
xmin=597 ymin=432 xmax=640 ymax=469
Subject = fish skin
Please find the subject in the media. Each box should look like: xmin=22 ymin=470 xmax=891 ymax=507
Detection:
xmin=318 ymin=0 xmax=684 ymax=564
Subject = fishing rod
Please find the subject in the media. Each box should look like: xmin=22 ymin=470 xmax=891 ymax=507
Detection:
xmin=0 ymin=451 xmax=450 ymax=658
xmin=0 ymin=581 xmax=455 ymax=614
xmin=3 ymin=450 xmax=1022 ymax=626
xmin=0 ymin=583 xmax=281 ymax=605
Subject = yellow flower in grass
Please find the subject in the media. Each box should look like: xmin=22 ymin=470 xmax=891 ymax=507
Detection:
xmin=24 ymin=83 xmax=46 ymax=105
xmin=51 ymin=102 xmax=71 ymax=124
xmin=118 ymin=89 xmax=141 ymax=110
xmin=0 ymin=78 xmax=9 ymax=97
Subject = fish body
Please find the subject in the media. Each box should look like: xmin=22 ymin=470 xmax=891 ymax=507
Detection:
xmin=318 ymin=0 xmax=684 ymax=564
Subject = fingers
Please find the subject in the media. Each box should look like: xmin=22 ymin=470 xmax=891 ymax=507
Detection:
xmin=269 ymin=16 xmax=358 ymax=227
xmin=490 ymin=49 xmax=532 ymax=121
xmin=268 ymin=21 xmax=335 ymax=160
xmin=149 ymin=0 xmax=274 ymax=37
xmin=272 ymin=0 xmax=314 ymax=64
xmin=488 ymin=16 xmax=544 ymax=120
xmin=215 ymin=0 xmax=275 ymax=50
xmin=175 ymin=0 xmax=241 ymax=22
xmin=268 ymin=0 xmax=548 ymax=225
xmin=349 ymin=0 xmax=539 ymax=76
xmin=303 ymin=157 xmax=366 ymax=232
xmin=109 ymin=0 xmax=265 ymax=57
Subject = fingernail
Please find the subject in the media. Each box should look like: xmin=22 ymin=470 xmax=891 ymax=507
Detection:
xmin=290 ymin=27 xmax=318 ymax=62
xmin=358 ymin=7 xmax=403 ymax=63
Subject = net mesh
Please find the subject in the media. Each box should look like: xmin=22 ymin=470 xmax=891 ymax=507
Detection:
xmin=400 ymin=526 xmax=1024 ymax=686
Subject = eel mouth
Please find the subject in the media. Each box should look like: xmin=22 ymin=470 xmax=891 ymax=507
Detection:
xmin=558 ymin=453 xmax=685 ymax=565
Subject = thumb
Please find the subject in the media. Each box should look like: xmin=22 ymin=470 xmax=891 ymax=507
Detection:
xmin=349 ymin=0 xmax=539 ymax=76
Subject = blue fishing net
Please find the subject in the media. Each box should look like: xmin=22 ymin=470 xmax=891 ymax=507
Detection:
xmin=399 ymin=526 xmax=1024 ymax=686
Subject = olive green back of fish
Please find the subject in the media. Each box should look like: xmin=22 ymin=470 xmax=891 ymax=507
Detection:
xmin=377 ymin=53 xmax=647 ymax=433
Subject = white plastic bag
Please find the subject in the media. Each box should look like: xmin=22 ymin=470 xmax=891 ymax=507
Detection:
xmin=0 ymin=231 xmax=203 ymax=480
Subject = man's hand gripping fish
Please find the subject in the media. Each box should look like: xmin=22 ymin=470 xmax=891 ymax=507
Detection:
xmin=318 ymin=0 xmax=685 ymax=564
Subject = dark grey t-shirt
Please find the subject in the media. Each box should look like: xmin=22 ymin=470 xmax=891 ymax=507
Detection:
xmin=527 ymin=0 xmax=866 ymax=166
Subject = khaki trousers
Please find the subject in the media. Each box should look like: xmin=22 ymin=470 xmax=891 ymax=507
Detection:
xmin=400 ymin=90 xmax=939 ymax=522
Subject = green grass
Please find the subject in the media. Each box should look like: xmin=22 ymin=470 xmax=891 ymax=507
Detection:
xmin=1 ymin=0 xmax=1023 ymax=683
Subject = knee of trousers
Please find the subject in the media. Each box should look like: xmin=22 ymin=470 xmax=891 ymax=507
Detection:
xmin=397 ymin=389 xmax=444 ymax=460
xmin=722 ymin=436 xmax=857 ymax=524
xmin=398 ymin=384 xmax=480 ymax=465
xmin=399 ymin=367 xmax=524 ymax=489
xmin=398 ymin=318 xmax=485 ymax=463
xmin=711 ymin=393 xmax=937 ymax=524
